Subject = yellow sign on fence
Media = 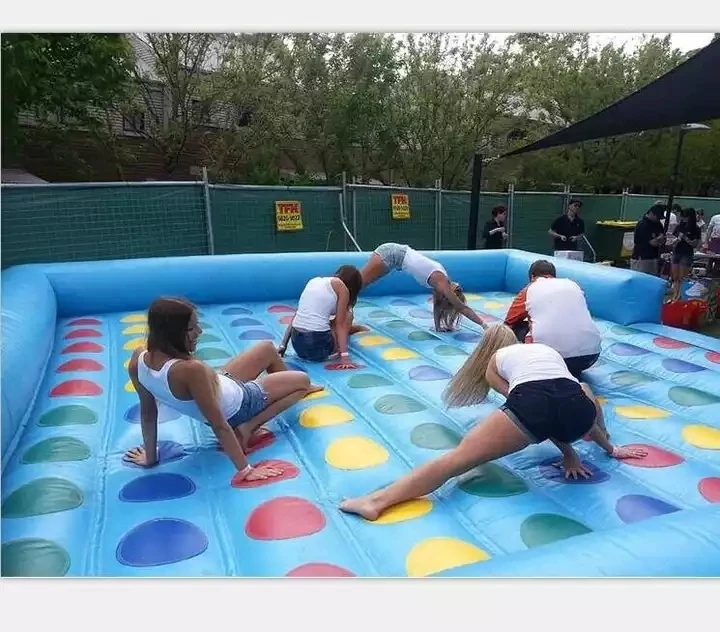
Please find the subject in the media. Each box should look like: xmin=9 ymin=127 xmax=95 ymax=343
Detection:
xmin=391 ymin=193 xmax=410 ymax=220
xmin=275 ymin=200 xmax=304 ymax=232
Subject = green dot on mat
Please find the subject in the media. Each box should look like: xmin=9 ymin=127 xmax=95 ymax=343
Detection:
xmin=194 ymin=347 xmax=231 ymax=361
xmin=610 ymin=325 xmax=634 ymax=336
xmin=198 ymin=333 xmax=222 ymax=344
xmin=2 ymin=477 xmax=84 ymax=519
xmin=368 ymin=310 xmax=394 ymax=319
xmin=434 ymin=344 xmax=468 ymax=357
xmin=385 ymin=319 xmax=412 ymax=329
xmin=348 ymin=374 xmax=393 ymax=389
xmin=668 ymin=386 xmax=720 ymax=407
xmin=21 ymin=437 xmax=91 ymax=464
xmin=374 ymin=394 xmax=427 ymax=415
xmin=408 ymin=330 xmax=440 ymax=341
xmin=459 ymin=463 xmax=529 ymax=498
xmin=410 ymin=422 xmax=462 ymax=450
xmin=1 ymin=538 xmax=70 ymax=577
xmin=38 ymin=405 xmax=97 ymax=427
xmin=520 ymin=513 xmax=592 ymax=549
xmin=610 ymin=370 xmax=656 ymax=387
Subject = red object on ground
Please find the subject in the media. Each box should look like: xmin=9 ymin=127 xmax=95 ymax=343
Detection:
xmin=61 ymin=341 xmax=104 ymax=354
xmin=653 ymin=336 xmax=690 ymax=350
xmin=50 ymin=379 xmax=103 ymax=397
xmin=286 ymin=563 xmax=355 ymax=577
xmin=698 ymin=477 xmax=720 ymax=503
xmin=324 ymin=361 xmax=365 ymax=371
xmin=231 ymin=459 xmax=300 ymax=488
xmin=217 ymin=429 xmax=276 ymax=454
xmin=661 ymin=300 xmax=707 ymax=330
xmin=68 ymin=318 xmax=102 ymax=326
xmin=245 ymin=496 xmax=326 ymax=540
xmin=56 ymin=359 xmax=104 ymax=373
xmin=64 ymin=328 xmax=103 ymax=339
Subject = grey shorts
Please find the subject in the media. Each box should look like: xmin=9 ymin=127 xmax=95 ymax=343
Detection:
xmin=630 ymin=258 xmax=659 ymax=276
xmin=374 ymin=242 xmax=408 ymax=271
xmin=222 ymin=374 xmax=270 ymax=428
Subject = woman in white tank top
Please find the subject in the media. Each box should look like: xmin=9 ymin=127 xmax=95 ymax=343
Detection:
xmin=278 ymin=265 xmax=367 ymax=369
xmin=124 ymin=297 xmax=322 ymax=483
xmin=340 ymin=324 xmax=648 ymax=521
xmin=360 ymin=242 xmax=488 ymax=332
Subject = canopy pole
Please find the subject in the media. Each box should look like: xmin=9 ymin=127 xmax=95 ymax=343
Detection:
xmin=663 ymin=127 xmax=686 ymax=233
xmin=467 ymin=153 xmax=484 ymax=250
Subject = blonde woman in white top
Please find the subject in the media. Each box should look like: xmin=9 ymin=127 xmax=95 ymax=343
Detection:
xmin=340 ymin=324 xmax=647 ymax=521
xmin=360 ymin=242 xmax=487 ymax=332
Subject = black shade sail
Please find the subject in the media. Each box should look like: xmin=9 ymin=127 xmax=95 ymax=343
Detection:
xmin=503 ymin=38 xmax=720 ymax=158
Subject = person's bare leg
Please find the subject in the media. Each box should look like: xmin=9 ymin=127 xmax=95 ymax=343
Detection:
xmin=360 ymin=253 xmax=389 ymax=288
xmin=234 ymin=371 xmax=315 ymax=450
xmin=580 ymin=382 xmax=608 ymax=439
xmin=339 ymin=410 xmax=530 ymax=521
xmin=222 ymin=340 xmax=289 ymax=379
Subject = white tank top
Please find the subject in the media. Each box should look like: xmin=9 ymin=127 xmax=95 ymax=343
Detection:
xmin=495 ymin=343 xmax=577 ymax=394
xmin=136 ymin=351 xmax=245 ymax=422
xmin=292 ymin=277 xmax=338 ymax=331
xmin=401 ymin=247 xmax=447 ymax=287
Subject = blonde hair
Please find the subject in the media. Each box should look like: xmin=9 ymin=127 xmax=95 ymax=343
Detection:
xmin=442 ymin=323 xmax=518 ymax=407
xmin=433 ymin=282 xmax=466 ymax=331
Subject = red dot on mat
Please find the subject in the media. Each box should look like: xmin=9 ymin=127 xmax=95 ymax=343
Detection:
xmin=698 ymin=477 xmax=720 ymax=503
xmin=268 ymin=305 xmax=296 ymax=314
xmin=68 ymin=318 xmax=102 ymax=326
xmin=56 ymin=359 xmax=104 ymax=373
xmin=231 ymin=459 xmax=300 ymax=489
xmin=217 ymin=429 xmax=276 ymax=455
xmin=620 ymin=443 xmax=684 ymax=468
xmin=245 ymin=496 xmax=326 ymax=541
xmin=706 ymin=351 xmax=720 ymax=364
xmin=61 ymin=342 xmax=104 ymax=354
xmin=324 ymin=361 xmax=366 ymax=371
xmin=653 ymin=336 xmax=690 ymax=350
xmin=286 ymin=563 xmax=355 ymax=577
xmin=279 ymin=315 xmax=294 ymax=325
xmin=64 ymin=328 xmax=102 ymax=340
xmin=50 ymin=379 xmax=103 ymax=397
xmin=478 ymin=312 xmax=499 ymax=322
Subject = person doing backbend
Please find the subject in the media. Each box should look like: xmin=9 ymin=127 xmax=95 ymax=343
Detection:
xmin=339 ymin=324 xmax=647 ymax=521
xmin=360 ymin=242 xmax=487 ymax=332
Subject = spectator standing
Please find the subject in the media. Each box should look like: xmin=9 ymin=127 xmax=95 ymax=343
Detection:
xmin=483 ymin=205 xmax=508 ymax=250
xmin=548 ymin=199 xmax=585 ymax=252
xmin=630 ymin=204 xmax=666 ymax=276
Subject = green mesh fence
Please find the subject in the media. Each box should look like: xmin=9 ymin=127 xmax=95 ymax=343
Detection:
xmin=623 ymin=195 xmax=720 ymax=220
xmin=440 ymin=191 xmax=510 ymax=250
xmin=1 ymin=183 xmax=208 ymax=269
xmin=510 ymin=193 xmax=569 ymax=255
xmin=210 ymin=186 xmax=345 ymax=255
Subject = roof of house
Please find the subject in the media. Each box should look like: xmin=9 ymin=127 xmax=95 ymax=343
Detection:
xmin=1 ymin=168 xmax=49 ymax=184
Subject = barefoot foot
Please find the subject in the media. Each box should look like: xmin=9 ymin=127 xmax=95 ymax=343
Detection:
xmin=339 ymin=496 xmax=383 ymax=521
xmin=307 ymin=383 xmax=325 ymax=395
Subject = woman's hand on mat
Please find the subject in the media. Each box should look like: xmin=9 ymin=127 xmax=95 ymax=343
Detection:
xmin=561 ymin=454 xmax=592 ymax=480
xmin=243 ymin=464 xmax=284 ymax=481
xmin=124 ymin=446 xmax=157 ymax=468
xmin=612 ymin=445 xmax=648 ymax=460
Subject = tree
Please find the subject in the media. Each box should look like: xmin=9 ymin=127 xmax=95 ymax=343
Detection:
xmin=1 ymin=34 xmax=134 ymax=161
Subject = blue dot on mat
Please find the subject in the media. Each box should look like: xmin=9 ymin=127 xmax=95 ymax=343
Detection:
xmin=116 ymin=518 xmax=208 ymax=567
xmin=238 ymin=330 xmax=274 ymax=340
xmin=616 ymin=494 xmax=680 ymax=524
xmin=230 ymin=317 xmax=263 ymax=327
xmin=391 ymin=298 xmax=416 ymax=306
xmin=610 ymin=343 xmax=649 ymax=357
xmin=661 ymin=358 xmax=706 ymax=374
xmin=222 ymin=306 xmax=252 ymax=315
xmin=409 ymin=308 xmax=434 ymax=319
xmin=123 ymin=441 xmax=186 ymax=468
xmin=409 ymin=365 xmax=452 ymax=381
xmin=124 ymin=404 xmax=181 ymax=424
xmin=454 ymin=332 xmax=481 ymax=343
xmin=119 ymin=473 xmax=196 ymax=503
xmin=538 ymin=458 xmax=610 ymax=485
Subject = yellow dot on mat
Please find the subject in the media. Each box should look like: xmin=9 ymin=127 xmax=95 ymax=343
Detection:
xmin=596 ymin=396 xmax=608 ymax=405
xmin=122 ymin=324 xmax=148 ymax=335
xmin=124 ymin=380 xmax=136 ymax=393
xmin=614 ymin=405 xmax=670 ymax=420
xmin=405 ymin=537 xmax=490 ymax=578
xmin=123 ymin=337 xmax=147 ymax=351
xmin=325 ymin=436 xmax=389 ymax=470
xmin=381 ymin=347 xmax=419 ymax=361
xmin=682 ymin=424 xmax=720 ymax=450
xmin=300 ymin=404 xmax=354 ymax=428
xmin=302 ymin=388 xmax=330 ymax=401
xmin=483 ymin=301 xmax=505 ymax=310
xmin=121 ymin=314 xmax=146 ymax=323
xmin=465 ymin=293 xmax=484 ymax=300
xmin=358 ymin=335 xmax=392 ymax=347
xmin=371 ymin=499 xmax=433 ymax=525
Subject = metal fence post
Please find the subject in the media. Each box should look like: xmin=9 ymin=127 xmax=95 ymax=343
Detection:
xmin=341 ymin=172 xmax=348 ymax=251
xmin=202 ymin=166 xmax=215 ymax=255
xmin=620 ymin=187 xmax=629 ymax=220
xmin=507 ymin=183 xmax=515 ymax=248
xmin=351 ymin=179 xmax=358 ymax=245
xmin=435 ymin=178 xmax=443 ymax=249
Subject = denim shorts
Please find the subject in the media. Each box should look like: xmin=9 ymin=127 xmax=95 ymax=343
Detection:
xmin=223 ymin=374 xmax=270 ymax=428
xmin=500 ymin=378 xmax=595 ymax=444
xmin=291 ymin=327 xmax=335 ymax=362
xmin=563 ymin=353 xmax=600 ymax=380
xmin=374 ymin=242 xmax=408 ymax=271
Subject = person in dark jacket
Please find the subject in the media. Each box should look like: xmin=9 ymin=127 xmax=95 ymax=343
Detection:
xmin=483 ymin=205 xmax=508 ymax=249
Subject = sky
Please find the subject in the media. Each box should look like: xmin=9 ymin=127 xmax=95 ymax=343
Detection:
xmin=489 ymin=32 xmax=715 ymax=52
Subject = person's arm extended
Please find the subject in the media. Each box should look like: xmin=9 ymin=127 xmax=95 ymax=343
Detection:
xmin=485 ymin=354 xmax=509 ymax=397
xmin=128 ymin=350 xmax=159 ymax=466
xmin=548 ymin=218 xmax=565 ymax=241
xmin=278 ymin=317 xmax=294 ymax=356
xmin=185 ymin=362 xmax=250 ymax=474
xmin=434 ymin=276 xmax=486 ymax=329
xmin=331 ymin=278 xmax=352 ymax=356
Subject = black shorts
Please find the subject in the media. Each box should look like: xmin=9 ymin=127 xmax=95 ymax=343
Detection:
xmin=500 ymin=378 xmax=596 ymax=444
xmin=510 ymin=320 xmax=530 ymax=342
xmin=672 ymin=252 xmax=693 ymax=267
xmin=563 ymin=353 xmax=600 ymax=380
